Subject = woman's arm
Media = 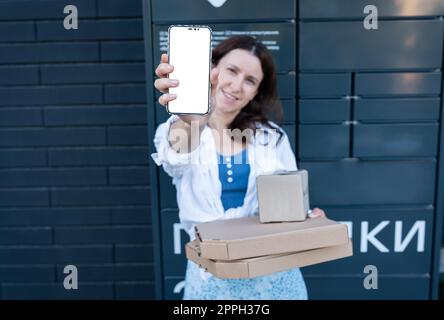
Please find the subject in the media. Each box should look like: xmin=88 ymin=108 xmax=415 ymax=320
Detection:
xmin=154 ymin=53 xmax=219 ymax=154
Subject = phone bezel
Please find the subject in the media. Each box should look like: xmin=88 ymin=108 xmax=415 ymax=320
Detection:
xmin=166 ymin=24 xmax=213 ymax=116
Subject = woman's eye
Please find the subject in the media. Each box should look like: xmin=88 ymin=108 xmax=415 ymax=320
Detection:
xmin=227 ymin=68 xmax=236 ymax=74
xmin=246 ymin=79 xmax=255 ymax=85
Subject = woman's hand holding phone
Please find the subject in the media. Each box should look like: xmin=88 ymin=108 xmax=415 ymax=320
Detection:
xmin=154 ymin=53 xmax=219 ymax=128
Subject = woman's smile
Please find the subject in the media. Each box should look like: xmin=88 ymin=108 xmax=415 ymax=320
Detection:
xmin=221 ymin=89 xmax=239 ymax=103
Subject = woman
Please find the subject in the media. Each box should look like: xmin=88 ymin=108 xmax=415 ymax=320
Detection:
xmin=152 ymin=36 xmax=326 ymax=300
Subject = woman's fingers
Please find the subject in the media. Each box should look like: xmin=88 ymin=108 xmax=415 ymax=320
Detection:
xmin=154 ymin=78 xmax=179 ymax=93
xmin=308 ymin=208 xmax=326 ymax=219
xmin=156 ymin=55 xmax=214 ymax=110
xmin=155 ymin=53 xmax=172 ymax=77
xmin=154 ymin=54 xmax=177 ymax=93
xmin=155 ymin=63 xmax=174 ymax=78
xmin=158 ymin=93 xmax=177 ymax=106
xmin=161 ymin=53 xmax=168 ymax=63
xmin=155 ymin=54 xmax=177 ymax=107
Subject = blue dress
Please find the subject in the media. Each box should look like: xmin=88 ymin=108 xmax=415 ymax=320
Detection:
xmin=183 ymin=149 xmax=308 ymax=300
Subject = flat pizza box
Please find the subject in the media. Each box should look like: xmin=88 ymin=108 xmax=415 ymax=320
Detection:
xmin=186 ymin=239 xmax=353 ymax=279
xmin=194 ymin=216 xmax=349 ymax=260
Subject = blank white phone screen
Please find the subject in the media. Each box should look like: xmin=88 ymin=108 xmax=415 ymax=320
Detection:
xmin=167 ymin=26 xmax=211 ymax=114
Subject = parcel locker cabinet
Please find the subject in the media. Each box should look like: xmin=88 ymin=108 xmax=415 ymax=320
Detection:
xmin=152 ymin=23 xmax=296 ymax=74
xmin=164 ymin=277 xmax=186 ymax=300
xmin=299 ymin=124 xmax=349 ymax=159
xmin=299 ymin=21 xmax=444 ymax=71
xmin=300 ymin=0 xmax=444 ymax=19
xmin=143 ymin=0 xmax=298 ymax=299
xmin=354 ymin=124 xmax=439 ymax=158
xmin=354 ymin=98 xmax=440 ymax=123
xmin=299 ymin=160 xmax=436 ymax=206
xmin=298 ymin=0 xmax=444 ymax=300
xmin=160 ymin=209 xmax=189 ymax=277
xmin=145 ymin=0 xmax=444 ymax=300
xmin=303 ymin=203 xmax=434 ymax=299
xmin=159 ymin=170 xmax=176 ymax=209
xmin=297 ymin=0 xmax=444 ymax=299
xmin=152 ymin=0 xmax=296 ymax=22
xmin=299 ymin=73 xmax=351 ymax=98
xmin=304 ymin=207 xmax=434 ymax=274
xmin=299 ymin=99 xmax=350 ymax=123
xmin=355 ymin=72 xmax=442 ymax=97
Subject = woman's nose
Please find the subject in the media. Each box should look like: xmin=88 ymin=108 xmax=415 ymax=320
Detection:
xmin=229 ymin=77 xmax=242 ymax=92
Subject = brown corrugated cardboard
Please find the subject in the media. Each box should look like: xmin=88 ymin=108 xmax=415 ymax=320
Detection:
xmin=257 ymin=170 xmax=309 ymax=223
xmin=194 ymin=216 xmax=349 ymax=260
xmin=186 ymin=239 xmax=353 ymax=279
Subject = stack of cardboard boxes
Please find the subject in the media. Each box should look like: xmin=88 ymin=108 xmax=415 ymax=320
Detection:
xmin=185 ymin=170 xmax=353 ymax=279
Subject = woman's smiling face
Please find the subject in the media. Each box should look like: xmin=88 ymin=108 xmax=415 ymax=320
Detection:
xmin=214 ymin=48 xmax=264 ymax=115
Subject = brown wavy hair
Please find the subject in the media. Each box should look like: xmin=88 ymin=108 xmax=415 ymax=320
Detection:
xmin=212 ymin=35 xmax=284 ymax=144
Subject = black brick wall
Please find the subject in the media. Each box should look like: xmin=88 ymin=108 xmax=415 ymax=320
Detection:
xmin=0 ymin=0 xmax=154 ymax=299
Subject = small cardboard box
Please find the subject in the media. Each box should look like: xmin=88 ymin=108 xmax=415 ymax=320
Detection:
xmin=257 ymin=170 xmax=309 ymax=223
xmin=186 ymin=239 xmax=353 ymax=279
xmin=194 ymin=216 xmax=349 ymax=260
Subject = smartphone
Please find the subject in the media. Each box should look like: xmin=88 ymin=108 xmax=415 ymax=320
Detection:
xmin=167 ymin=25 xmax=212 ymax=115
